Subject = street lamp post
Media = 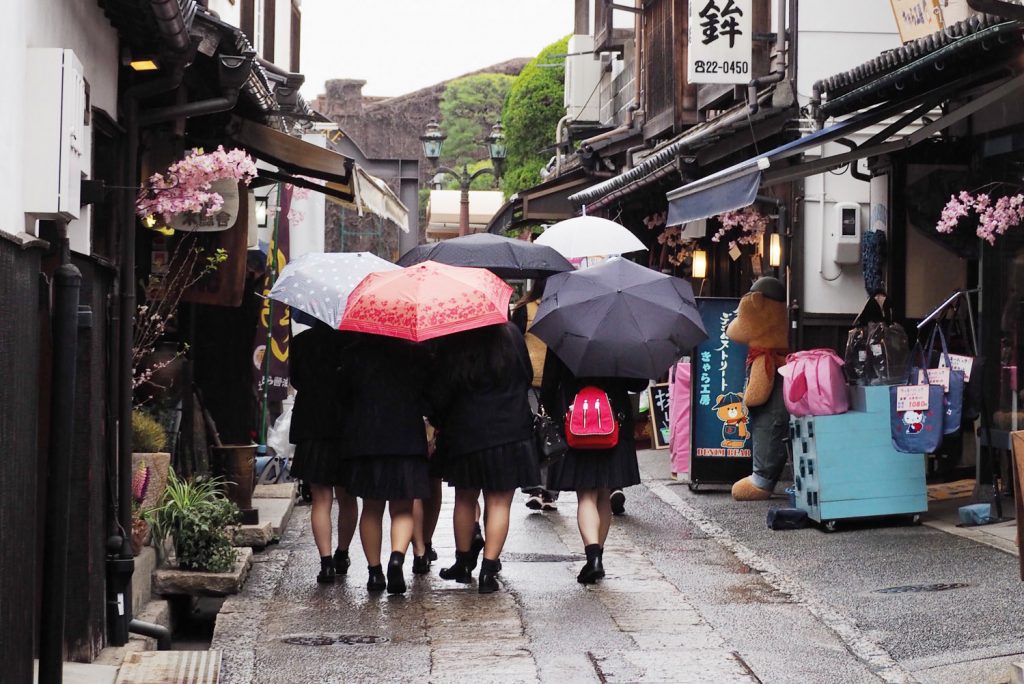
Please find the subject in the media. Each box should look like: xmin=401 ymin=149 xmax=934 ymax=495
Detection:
xmin=420 ymin=119 xmax=506 ymax=237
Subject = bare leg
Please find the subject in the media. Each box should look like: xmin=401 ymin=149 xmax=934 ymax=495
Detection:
xmin=454 ymin=488 xmax=480 ymax=552
xmin=482 ymin=490 xmax=514 ymax=561
xmin=309 ymin=484 xmax=334 ymax=557
xmin=576 ymin=489 xmax=602 ymax=546
xmin=597 ymin=488 xmax=612 ymax=546
xmin=412 ymin=499 xmax=427 ymax=556
xmin=424 ymin=478 xmax=443 ymax=548
xmin=389 ymin=499 xmax=415 ymax=556
xmin=360 ymin=499 xmax=386 ymax=567
xmin=334 ymin=486 xmax=358 ymax=551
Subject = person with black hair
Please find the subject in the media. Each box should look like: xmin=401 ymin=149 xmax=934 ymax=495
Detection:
xmin=540 ymin=351 xmax=647 ymax=584
xmin=288 ymin=321 xmax=358 ymax=584
xmin=337 ymin=333 xmax=432 ymax=595
xmin=428 ymin=322 xmax=540 ymax=594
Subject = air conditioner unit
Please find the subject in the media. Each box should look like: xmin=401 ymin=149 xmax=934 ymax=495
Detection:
xmin=24 ymin=48 xmax=86 ymax=220
xmin=565 ymin=35 xmax=602 ymax=123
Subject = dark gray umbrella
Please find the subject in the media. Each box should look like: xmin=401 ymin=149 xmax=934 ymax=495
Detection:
xmin=397 ymin=233 xmax=574 ymax=279
xmin=530 ymin=257 xmax=708 ymax=379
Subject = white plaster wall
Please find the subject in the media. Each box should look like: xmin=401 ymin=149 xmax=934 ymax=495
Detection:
xmin=274 ymin=1 xmax=293 ymax=71
xmin=796 ymin=0 xmax=902 ymax=314
xmin=208 ymin=0 xmax=242 ymax=28
xmin=0 ymin=2 xmax=28 ymax=238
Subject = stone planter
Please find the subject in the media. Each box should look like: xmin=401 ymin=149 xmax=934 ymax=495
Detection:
xmin=210 ymin=444 xmax=259 ymax=524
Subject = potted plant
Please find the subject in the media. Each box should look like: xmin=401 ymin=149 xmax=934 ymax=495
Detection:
xmin=131 ymin=409 xmax=172 ymax=555
xmin=131 ymin=462 xmax=152 ymax=554
xmin=143 ymin=470 xmax=241 ymax=573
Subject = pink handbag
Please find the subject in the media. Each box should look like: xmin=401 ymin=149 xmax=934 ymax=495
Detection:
xmin=668 ymin=361 xmax=691 ymax=476
xmin=777 ymin=349 xmax=850 ymax=417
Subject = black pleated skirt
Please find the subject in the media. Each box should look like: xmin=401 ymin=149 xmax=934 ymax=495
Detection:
xmin=338 ymin=455 xmax=431 ymax=501
xmin=546 ymin=436 xmax=641 ymax=492
xmin=442 ymin=438 xmax=541 ymax=491
xmin=290 ymin=439 xmax=344 ymax=486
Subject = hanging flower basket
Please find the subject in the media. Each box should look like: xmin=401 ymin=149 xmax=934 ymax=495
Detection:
xmin=935 ymin=189 xmax=1024 ymax=245
xmin=136 ymin=146 xmax=258 ymax=229
xmin=711 ymin=206 xmax=768 ymax=250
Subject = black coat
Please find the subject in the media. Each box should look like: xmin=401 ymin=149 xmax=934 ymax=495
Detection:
xmin=428 ymin=322 xmax=534 ymax=457
xmin=539 ymin=351 xmax=648 ymax=427
xmin=288 ymin=326 xmax=345 ymax=443
xmin=338 ymin=335 xmax=430 ymax=459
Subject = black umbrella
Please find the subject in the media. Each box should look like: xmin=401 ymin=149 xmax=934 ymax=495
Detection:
xmin=397 ymin=233 xmax=574 ymax=279
xmin=530 ymin=258 xmax=708 ymax=379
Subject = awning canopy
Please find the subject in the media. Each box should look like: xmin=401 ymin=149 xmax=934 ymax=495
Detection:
xmin=325 ymin=167 xmax=410 ymax=233
xmin=229 ymin=116 xmax=355 ymax=188
xmin=487 ymin=172 xmax=597 ymax=234
xmin=426 ymin=190 xmax=504 ymax=239
xmin=666 ymin=70 xmax=1024 ymax=226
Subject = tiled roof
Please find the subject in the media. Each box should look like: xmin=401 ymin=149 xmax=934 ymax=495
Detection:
xmin=819 ymin=14 xmax=1017 ymax=102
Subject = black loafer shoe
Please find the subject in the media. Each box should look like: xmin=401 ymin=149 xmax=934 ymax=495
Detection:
xmin=412 ymin=555 xmax=431 ymax=575
xmin=367 ymin=565 xmax=386 ymax=592
xmin=478 ymin=572 xmax=500 ymax=594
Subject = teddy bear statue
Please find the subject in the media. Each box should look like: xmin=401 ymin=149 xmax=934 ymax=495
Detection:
xmin=725 ymin=276 xmax=790 ymax=501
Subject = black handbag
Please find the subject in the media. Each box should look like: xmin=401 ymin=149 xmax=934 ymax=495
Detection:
xmin=533 ymin=406 xmax=568 ymax=464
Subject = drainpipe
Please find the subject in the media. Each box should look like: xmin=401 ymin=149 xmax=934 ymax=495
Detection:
xmin=139 ymin=52 xmax=255 ymax=126
xmin=578 ymin=0 xmax=644 ymax=149
xmin=809 ymin=79 xmax=826 ymax=128
xmin=37 ymin=224 xmax=82 ymax=684
xmin=966 ymin=0 xmax=1024 ymax=20
xmin=834 ymin=138 xmax=872 ymax=182
xmin=747 ymin=0 xmax=788 ymax=115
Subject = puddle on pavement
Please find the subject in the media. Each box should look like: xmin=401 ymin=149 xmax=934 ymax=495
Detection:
xmin=874 ymin=582 xmax=968 ymax=594
xmin=499 ymin=552 xmax=581 ymax=563
xmin=726 ymin=580 xmax=794 ymax=604
xmin=280 ymin=634 xmax=390 ymax=646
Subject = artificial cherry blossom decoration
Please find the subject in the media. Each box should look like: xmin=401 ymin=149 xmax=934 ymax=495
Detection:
xmin=136 ymin=146 xmax=258 ymax=224
xmin=711 ymin=206 xmax=768 ymax=250
xmin=935 ymin=190 xmax=1024 ymax=245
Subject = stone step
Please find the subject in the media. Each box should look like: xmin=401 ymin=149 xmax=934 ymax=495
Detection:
xmin=153 ymin=548 xmax=254 ymax=597
xmin=114 ymin=651 xmax=221 ymax=684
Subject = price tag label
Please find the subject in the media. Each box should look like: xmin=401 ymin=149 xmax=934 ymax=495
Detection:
xmin=938 ymin=353 xmax=973 ymax=382
xmin=896 ymin=385 xmax=930 ymax=412
xmin=918 ymin=367 xmax=951 ymax=393
xmin=728 ymin=244 xmax=742 ymax=261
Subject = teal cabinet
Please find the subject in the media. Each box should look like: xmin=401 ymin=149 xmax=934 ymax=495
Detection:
xmin=791 ymin=385 xmax=927 ymax=528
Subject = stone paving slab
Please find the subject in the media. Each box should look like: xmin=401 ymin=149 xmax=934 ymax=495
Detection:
xmin=153 ymin=547 xmax=253 ymax=597
xmin=253 ymin=483 xmax=297 ymax=499
xmin=232 ymin=521 xmax=274 ymax=548
xmin=253 ymin=497 xmax=293 ymax=537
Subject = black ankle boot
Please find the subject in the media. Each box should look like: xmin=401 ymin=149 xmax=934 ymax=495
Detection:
xmin=468 ymin=524 xmax=485 ymax=570
xmin=333 ymin=548 xmax=350 ymax=575
xmin=412 ymin=553 xmax=431 ymax=575
xmin=386 ymin=552 xmax=407 ymax=594
xmin=367 ymin=564 xmax=386 ymax=592
xmin=426 ymin=543 xmax=438 ymax=562
xmin=577 ymin=544 xmax=604 ymax=584
xmin=317 ymin=555 xmax=336 ymax=584
xmin=439 ymin=551 xmax=473 ymax=583
xmin=478 ymin=557 xmax=500 ymax=594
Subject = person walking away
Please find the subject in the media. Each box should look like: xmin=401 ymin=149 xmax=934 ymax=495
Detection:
xmin=540 ymin=350 xmax=647 ymax=584
xmin=429 ymin=322 xmax=540 ymax=593
xmin=412 ymin=422 xmax=442 ymax=574
xmin=288 ymin=321 xmax=358 ymax=584
xmin=337 ymin=334 xmax=432 ymax=595
xmin=513 ymin=289 xmax=560 ymax=512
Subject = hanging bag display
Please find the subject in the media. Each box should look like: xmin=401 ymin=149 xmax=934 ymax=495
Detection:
xmin=777 ymin=349 xmax=850 ymax=417
xmin=924 ymin=324 xmax=966 ymax=435
xmin=890 ymin=343 xmax=945 ymax=454
xmin=564 ymin=385 xmax=620 ymax=450
xmin=844 ymin=294 xmax=909 ymax=385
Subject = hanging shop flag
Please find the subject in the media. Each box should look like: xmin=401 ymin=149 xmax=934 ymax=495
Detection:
xmin=252 ymin=184 xmax=293 ymax=401
xmin=687 ymin=0 xmax=753 ymax=85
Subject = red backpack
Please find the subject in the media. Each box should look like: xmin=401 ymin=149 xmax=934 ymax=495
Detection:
xmin=565 ymin=386 xmax=620 ymax=449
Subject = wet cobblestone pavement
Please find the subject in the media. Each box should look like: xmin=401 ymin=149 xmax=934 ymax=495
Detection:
xmin=213 ymin=486 xmax=767 ymax=683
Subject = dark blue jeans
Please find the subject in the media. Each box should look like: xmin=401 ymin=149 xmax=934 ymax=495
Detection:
xmin=748 ymin=381 xmax=789 ymax=492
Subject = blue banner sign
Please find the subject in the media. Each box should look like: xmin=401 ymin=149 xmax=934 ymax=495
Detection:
xmin=692 ymin=298 xmax=751 ymax=459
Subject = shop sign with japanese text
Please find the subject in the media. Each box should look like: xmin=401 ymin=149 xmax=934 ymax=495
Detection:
xmin=889 ymin=0 xmax=943 ymax=44
xmin=692 ymin=298 xmax=750 ymax=458
xmin=687 ymin=0 xmax=753 ymax=85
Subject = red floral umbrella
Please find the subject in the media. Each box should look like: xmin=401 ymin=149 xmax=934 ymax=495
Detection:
xmin=339 ymin=261 xmax=513 ymax=342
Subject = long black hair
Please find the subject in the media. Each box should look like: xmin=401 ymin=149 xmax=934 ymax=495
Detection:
xmin=436 ymin=323 xmax=518 ymax=390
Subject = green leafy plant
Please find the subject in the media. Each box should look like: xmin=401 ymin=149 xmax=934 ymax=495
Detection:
xmin=143 ymin=470 xmax=240 ymax=573
xmin=132 ymin=409 xmax=168 ymax=453
xmin=501 ymin=36 xmax=569 ymax=197
xmin=439 ymin=73 xmax=514 ymax=169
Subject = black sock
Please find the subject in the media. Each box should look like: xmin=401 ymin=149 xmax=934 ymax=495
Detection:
xmin=584 ymin=544 xmax=601 ymax=563
xmin=368 ymin=564 xmax=383 ymax=574
xmin=320 ymin=555 xmax=334 ymax=569
xmin=389 ymin=551 xmax=405 ymax=565
xmin=481 ymin=557 xmax=500 ymax=574
xmin=334 ymin=548 xmax=348 ymax=559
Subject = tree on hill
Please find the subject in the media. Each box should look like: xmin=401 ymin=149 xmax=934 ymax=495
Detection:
xmin=500 ymin=36 xmax=569 ymax=198
xmin=438 ymin=73 xmax=514 ymax=174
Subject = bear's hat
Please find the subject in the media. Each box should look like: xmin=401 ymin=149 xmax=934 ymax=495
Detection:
xmin=749 ymin=276 xmax=786 ymax=302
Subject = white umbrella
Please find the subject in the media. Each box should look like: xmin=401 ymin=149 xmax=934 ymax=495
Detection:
xmin=534 ymin=216 xmax=647 ymax=259
xmin=267 ymin=251 xmax=400 ymax=328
